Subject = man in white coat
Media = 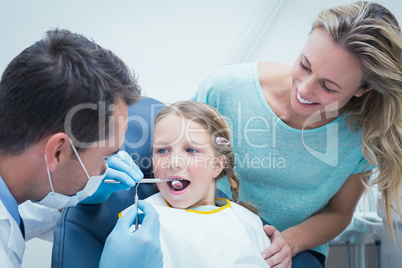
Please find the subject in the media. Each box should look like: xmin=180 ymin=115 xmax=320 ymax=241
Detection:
xmin=0 ymin=29 xmax=162 ymax=268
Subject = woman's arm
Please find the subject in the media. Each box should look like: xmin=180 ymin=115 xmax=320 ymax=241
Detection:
xmin=282 ymin=172 xmax=365 ymax=256
xmin=261 ymin=172 xmax=366 ymax=267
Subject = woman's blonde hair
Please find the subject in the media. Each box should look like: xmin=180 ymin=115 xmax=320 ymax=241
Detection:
xmin=154 ymin=100 xmax=258 ymax=214
xmin=313 ymin=1 xmax=402 ymax=242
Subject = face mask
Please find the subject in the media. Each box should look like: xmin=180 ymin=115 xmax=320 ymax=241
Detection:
xmin=35 ymin=138 xmax=107 ymax=209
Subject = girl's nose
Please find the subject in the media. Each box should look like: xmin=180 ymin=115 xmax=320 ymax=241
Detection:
xmin=169 ymin=154 xmax=184 ymax=169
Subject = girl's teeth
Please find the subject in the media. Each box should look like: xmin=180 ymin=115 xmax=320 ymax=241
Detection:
xmin=297 ymin=92 xmax=314 ymax=104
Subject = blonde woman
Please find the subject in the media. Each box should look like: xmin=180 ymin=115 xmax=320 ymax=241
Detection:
xmin=193 ymin=1 xmax=402 ymax=267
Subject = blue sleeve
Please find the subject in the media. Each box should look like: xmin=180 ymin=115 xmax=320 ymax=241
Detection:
xmin=191 ymin=71 xmax=216 ymax=104
xmin=191 ymin=65 xmax=235 ymax=106
xmin=352 ymin=156 xmax=376 ymax=174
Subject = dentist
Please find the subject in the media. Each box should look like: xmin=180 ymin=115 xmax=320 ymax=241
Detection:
xmin=0 ymin=29 xmax=162 ymax=267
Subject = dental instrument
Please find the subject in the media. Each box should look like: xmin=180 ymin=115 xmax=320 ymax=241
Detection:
xmin=171 ymin=180 xmax=183 ymax=190
xmin=108 ymin=178 xmax=184 ymax=231
xmin=104 ymin=178 xmax=166 ymax=184
xmin=134 ymin=184 xmax=139 ymax=231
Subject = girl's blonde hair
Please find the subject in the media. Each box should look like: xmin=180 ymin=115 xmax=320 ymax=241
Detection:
xmin=313 ymin=1 xmax=402 ymax=242
xmin=155 ymin=100 xmax=258 ymax=214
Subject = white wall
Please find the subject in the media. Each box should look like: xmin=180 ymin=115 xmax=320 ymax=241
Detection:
xmin=1 ymin=0 xmax=401 ymax=104
xmin=0 ymin=0 xmax=266 ymax=104
xmin=1 ymin=0 xmax=400 ymax=267
xmin=240 ymin=0 xmax=402 ymax=65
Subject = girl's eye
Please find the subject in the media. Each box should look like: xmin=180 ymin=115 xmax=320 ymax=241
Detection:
xmin=157 ymin=148 xmax=168 ymax=154
xmin=186 ymin=148 xmax=198 ymax=154
xmin=321 ymin=82 xmax=337 ymax=94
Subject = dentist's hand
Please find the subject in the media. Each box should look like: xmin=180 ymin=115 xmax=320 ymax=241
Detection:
xmin=80 ymin=151 xmax=143 ymax=205
xmin=100 ymin=200 xmax=163 ymax=268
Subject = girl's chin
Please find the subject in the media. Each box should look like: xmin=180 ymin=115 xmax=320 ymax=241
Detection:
xmin=167 ymin=200 xmax=191 ymax=209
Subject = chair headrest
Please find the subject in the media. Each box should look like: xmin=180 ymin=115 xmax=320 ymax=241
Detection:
xmin=120 ymin=97 xmax=166 ymax=178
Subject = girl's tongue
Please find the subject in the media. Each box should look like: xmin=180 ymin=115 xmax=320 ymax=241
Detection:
xmin=169 ymin=179 xmax=190 ymax=191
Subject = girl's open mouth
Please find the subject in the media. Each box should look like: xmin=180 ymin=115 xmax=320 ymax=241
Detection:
xmin=168 ymin=179 xmax=190 ymax=191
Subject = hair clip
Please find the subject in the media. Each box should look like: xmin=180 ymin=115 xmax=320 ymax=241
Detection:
xmin=216 ymin=137 xmax=230 ymax=145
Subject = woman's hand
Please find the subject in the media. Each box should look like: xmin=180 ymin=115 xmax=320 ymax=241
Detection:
xmin=261 ymin=225 xmax=292 ymax=268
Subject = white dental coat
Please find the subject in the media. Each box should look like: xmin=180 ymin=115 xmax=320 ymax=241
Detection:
xmin=0 ymin=199 xmax=25 ymax=268
xmin=123 ymin=193 xmax=271 ymax=268
xmin=18 ymin=201 xmax=61 ymax=242
xmin=0 ymin=200 xmax=60 ymax=268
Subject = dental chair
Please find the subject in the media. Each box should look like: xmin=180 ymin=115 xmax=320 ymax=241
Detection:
xmin=330 ymin=177 xmax=383 ymax=268
xmin=51 ymin=97 xmax=166 ymax=268
xmin=378 ymin=184 xmax=402 ymax=268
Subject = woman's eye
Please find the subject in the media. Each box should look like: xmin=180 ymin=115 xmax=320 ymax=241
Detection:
xmin=299 ymin=60 xmax=310 ymax=71
xmin=186 ymin=148 xmax=198 ymax=154
xmin=322 ymin=82 xmax=337 ymax=94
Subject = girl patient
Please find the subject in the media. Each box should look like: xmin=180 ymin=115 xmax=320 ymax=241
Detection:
xmin=121 ymin=100 xmax=271 ymax=267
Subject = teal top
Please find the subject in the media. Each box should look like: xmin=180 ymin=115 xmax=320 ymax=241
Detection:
xmin=192 ymin=62 xmax=373 ymax=257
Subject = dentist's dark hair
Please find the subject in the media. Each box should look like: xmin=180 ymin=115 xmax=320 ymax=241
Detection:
xmin=0 ymin=29 xmax=141 ymax=155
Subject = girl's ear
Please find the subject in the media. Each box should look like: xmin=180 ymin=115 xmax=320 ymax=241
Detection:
xmin=212 ymin=155 xmax=226 ymax=179
xmin=354 ymin=86 xmax=372 ymax=97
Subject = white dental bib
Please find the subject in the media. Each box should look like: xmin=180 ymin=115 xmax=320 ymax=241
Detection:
xmin=121 ymin=192 xmax=271 ymax=268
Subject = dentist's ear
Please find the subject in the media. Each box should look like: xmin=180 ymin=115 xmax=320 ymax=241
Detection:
xmin=44 ymin=133 xmax=71 ymax=171
xmin=354 ymin=86 xmax=373 ymax=97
